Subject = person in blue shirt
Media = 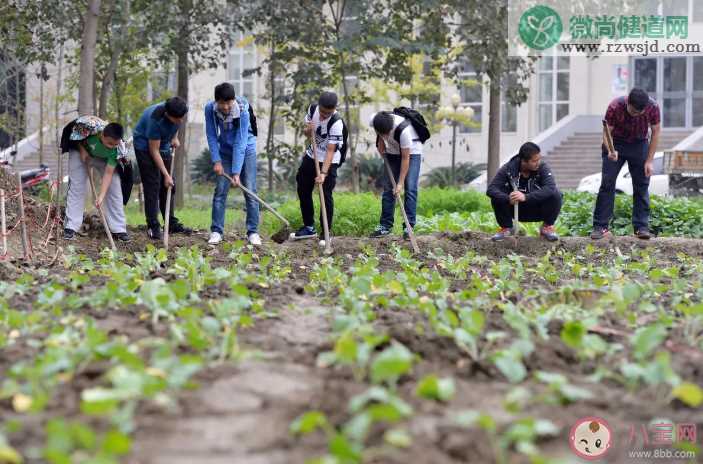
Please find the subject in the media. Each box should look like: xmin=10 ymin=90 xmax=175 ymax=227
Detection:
xmin=133 ymin=96 xmax=192 ymax=240
xmin=205 ymin=82 xmax=261 ymax=246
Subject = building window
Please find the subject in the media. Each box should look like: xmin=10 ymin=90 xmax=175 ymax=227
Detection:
xmin=501 ymin=75 xmax=518 ymax=133
xmin=458 ymin=61 xmax=482 ymax=134
xmin=663 ymin=57 xmax=687 ymax=127
xmin=633 ymin=56 xmax=701 ymax=128
xmin=537 ymin=55 xmax=570 ymax=132
xmin=693 ymin=57 xmax=703 ymax=126
xmin=695 ymin=1 xmax=703 ymax=22
xmin=228 ymin=31 xmax=257 ymax=102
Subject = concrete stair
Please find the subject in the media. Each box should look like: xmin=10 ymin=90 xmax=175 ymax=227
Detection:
xmin=546 ymin=130 xmax=695 ymax=189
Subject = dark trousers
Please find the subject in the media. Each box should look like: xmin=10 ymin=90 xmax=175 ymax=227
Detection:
xmin=491 ymin=191 xmax=562 ymax=229
xmin=296 ymin=155 xmax=338 ymax=230
xmin=135 ymin=149 xmax=178 ymax=229
xmin=592 ymin=139 xmax=650 ymax=230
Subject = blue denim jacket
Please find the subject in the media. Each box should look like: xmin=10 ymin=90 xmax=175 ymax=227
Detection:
xmin=204 ymin=97 xmax=253 ymax=175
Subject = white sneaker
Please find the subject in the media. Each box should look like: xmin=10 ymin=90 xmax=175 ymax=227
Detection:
xmin=208 ymin=231 xmax=223 ymax=245
xmin=247 ymin=233 xmax=262 ymax=246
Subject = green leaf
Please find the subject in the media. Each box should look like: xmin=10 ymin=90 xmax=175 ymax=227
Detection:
xmin=384 ymin=428 xmax=412 ymax=448
xmin=101 ymin=430 xmax=131 ymax=455
xmin=560 ymin=321 xmax=586 ymax=350
xmin=416 ymin=375 xmax=456 ymax=402
xmin=329 ymin=433 xmax=361 ymax=462
xmin=370 ymin=342 xmax=414 ymax=385
xmin=290 ymin=411 xmax=327 ymax=435
xmin=631 ymin=324 xmax=667 ymax=360
xmin=492 ymin=351 xmax=527 ymax=384
xmin=671 ymin=383 xmax=703 ymax=408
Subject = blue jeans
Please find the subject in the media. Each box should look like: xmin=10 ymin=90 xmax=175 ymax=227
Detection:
xmin=593 ymin=139 xmax=650 ymax=231
xmin=211 ymin=143 xmax=259 ymax=235
xmin=380 ymin=153 xmax=421 ymax=229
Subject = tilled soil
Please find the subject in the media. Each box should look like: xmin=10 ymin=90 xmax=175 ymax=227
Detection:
xmin=3 ymin=228 xmax=703 ymax=464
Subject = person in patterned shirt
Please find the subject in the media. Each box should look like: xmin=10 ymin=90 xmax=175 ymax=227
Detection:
xmin=591 ymin=88 xmax=661 ymax=240
xmin=64 ymin=123 xmax=130 ymax=242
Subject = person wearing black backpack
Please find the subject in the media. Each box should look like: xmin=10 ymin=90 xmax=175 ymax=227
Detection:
xmin=369 ymin=109 xmax=430 ymax=239
xmin=291 ymin=91 xmax=347 ymax=240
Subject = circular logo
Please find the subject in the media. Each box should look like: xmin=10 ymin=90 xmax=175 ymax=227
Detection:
xmin=519 ymin=5 xmax=563 ymax=50
xmin=569 ymin=416 xmax=613 ymax=460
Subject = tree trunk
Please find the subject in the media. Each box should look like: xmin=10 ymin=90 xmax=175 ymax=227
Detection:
xmin=39 ymin=64 xmax=44 ymax=165
xmin=98 ymin=39 xmax=120 ymax=119
xmin=265 ymin=43 xmax=276 ymax=192
xmin=339 ymin=64 xmax=359 ymax=193
xmin=13 ymin=60 xmax=20 ymax=164
xmin=78 ymin=0 xmax=101 ymax=116
xmin=55 ymin=45 xmax=63 ymax=151
xmin=175 ymin=46 xmax=188 ymax=208
xmin=487 ymin=78 xmax=501 ymax=182
xmin=98 ymin=0 xmax=128 ymax=119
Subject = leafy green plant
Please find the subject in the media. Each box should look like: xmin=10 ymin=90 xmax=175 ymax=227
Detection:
xmin=422 ymin=162 xmax=485 ymax=188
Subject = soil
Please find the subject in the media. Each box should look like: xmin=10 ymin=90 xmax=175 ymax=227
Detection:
xmin=3 ymin=219 xmax=703 ymax=464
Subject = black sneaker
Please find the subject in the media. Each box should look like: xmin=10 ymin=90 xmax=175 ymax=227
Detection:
xmin=147 ymin=226 xmax=162 ymax=240
xmin=370 ymin=226 xmax=391 ymax=238
xmin=169 ymin=222 xmax=192 ymax=235
xmin=590 ymin=227 xmax=611 ymax=240
xmin=635 ymin=227 xmax=651 ymax=240
xmin=112 ymin=232 xmax=131 ymax=242
xmin=289 ymin=226 xmax=317 ymax=241
xmin=63 ymin=228 xmax=76 ymax=240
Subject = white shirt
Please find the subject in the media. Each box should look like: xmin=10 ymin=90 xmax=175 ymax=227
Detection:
xmin=305 ymin=107 xmax=344 ymax=164
xmin=372 ymin=114 xmax=423 ymax=156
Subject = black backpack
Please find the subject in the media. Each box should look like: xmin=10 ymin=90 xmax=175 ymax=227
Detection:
xmin=392 ymin=107 xmax=431 ymax=144
xmin=308 ymin=104 xmax=349 ymax=165
xmin=248 ymin=105 xmax=258 ymax=137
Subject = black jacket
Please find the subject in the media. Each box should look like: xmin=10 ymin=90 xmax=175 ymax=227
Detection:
xmin=486 ymin=155 xmax=559 ymax=204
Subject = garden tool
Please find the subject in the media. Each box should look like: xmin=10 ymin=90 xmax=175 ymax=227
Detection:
xmin=221 ymin=173 xmax=292 ymax=243
xmin=382 ymin=155 xmax=420 ymax=254
xmin=163 ymin=148 xmax=176 ymax=250
xmin=87 ymin=167 xmax=116 ymax=251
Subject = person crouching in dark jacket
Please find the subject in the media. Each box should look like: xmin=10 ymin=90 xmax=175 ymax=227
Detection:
xmin=486 ymin=142 xmax=561 ymax=242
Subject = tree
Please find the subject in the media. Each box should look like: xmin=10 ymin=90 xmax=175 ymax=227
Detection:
xmin=78 ymin=0 xmax=101 ymax=116
xmin=445 ymin=0 xmax=535 ymax=183
xmin=143 ymin=0 xmax=232 ymax=207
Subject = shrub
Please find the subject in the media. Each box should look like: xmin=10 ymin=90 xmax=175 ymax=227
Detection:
xmin=423 ymin=162 xmax=486 ymax=188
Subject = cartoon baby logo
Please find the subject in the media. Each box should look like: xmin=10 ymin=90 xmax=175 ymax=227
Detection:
xmin=569 ymin=416 xmax=613 ymax=460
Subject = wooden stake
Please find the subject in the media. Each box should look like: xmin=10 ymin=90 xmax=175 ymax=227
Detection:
xmin=0 ymin=189 xmax=6 ymax=257
xmin=17 ymin=173 xmax=31 ymax=261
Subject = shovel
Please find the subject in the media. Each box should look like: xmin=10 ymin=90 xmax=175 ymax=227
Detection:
xmin=508 ymin=177 xmax=520 ymax=246
xmin=163 ymin=149 xmax=176 ymax=250
xmin=602 ymin=119 xmax=618 ymax=161
xmin=382 ymin=155 xmax=420 ymax=254
xmin=87 ymin=167 xmax=117 ymax=251
xmin=220 ymin=173 xmax=292 ymax=243
xmin=312 ymin=156 xmax=333 ymax=255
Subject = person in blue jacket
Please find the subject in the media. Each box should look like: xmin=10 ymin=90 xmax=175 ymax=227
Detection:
xmin=205 ymin=82 xmax=261 ymax=246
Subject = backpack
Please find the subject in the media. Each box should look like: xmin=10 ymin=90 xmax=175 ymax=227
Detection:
xmin=391 ymin=107 xmax=431 ymax=144
xmin=60 ymin=116 xmax=108 ymax=154
xmin=308 ymin=104 xmax=349 ymax=165
xmin=248 ymin=105 xmax=258 ymax=137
